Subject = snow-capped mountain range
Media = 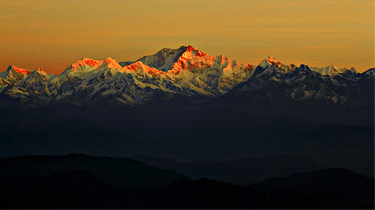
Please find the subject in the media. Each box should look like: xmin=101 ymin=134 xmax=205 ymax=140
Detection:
xmin=0 ymin=45 xmax=373 ymax=107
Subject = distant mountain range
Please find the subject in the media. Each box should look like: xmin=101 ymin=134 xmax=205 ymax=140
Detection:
xmin=0 ymin=45 xmax=373 ymax=109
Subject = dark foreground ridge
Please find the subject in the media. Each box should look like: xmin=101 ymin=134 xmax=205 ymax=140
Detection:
xmin=0 ymin=153 xmax=185 ymax=190
xmin=0 ymin=154 xmax=373 ymax=209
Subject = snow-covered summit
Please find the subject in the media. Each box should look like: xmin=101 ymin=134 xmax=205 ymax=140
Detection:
xmin=168 ymin=45 xmax=215 ymax=74
xmin=128 ymin=45 xmax=212 ymax=73
xmin=311 ymin=65 xmax=358 ymax=77
xmin=7 ymin=65 xmax=29 ymax=74
xmin=0 ymin=65 xmax=48 ymax=87
xmin=256 ymin=56 xmax=295 ymax=74
xmin=266 ymin=56 xmax=282 ymax=65
xmin=134 ymin=46 xmax=188 ymax=72
xmin=66 ymin=57 xmax=122 ymax=72
xmin=5 ymin=65 xmax=46 ymax=75
xmin=259 ymin=56 xmax=284 ymax=68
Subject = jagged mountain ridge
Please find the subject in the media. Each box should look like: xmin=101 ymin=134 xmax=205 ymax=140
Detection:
xmin=0 ymin=45 xmax=373 ymax=107
xmin=222 ymin=62 xmax=374 ymax=108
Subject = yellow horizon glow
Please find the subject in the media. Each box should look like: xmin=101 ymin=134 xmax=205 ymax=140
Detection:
xmin=0 ymin=0 xmax=373 ymax=74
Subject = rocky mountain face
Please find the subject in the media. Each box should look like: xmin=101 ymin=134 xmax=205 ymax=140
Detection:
xmin=0 ymin=45 xmax=372 ymax=110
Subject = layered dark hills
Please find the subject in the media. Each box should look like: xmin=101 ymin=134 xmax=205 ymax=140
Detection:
xmin=278 ymin=124 xmax=374 ymax=176
xmin=129 ymin=155 xmax=323 ymax=186
xmin=0 ymin=155 xmax=372 ymax=209
xmin=0 ymin=109 xmax=372 ymax=178
xmin=0 ymin=154 xmax=184 ymax=189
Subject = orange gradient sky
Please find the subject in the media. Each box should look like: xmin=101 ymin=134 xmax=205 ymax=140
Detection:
xmin=0 ymin=0 xmax=373 ymax=74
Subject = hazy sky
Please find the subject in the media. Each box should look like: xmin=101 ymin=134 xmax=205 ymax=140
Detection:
xmin=0 ymin=0 xmax=373 ymax=74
